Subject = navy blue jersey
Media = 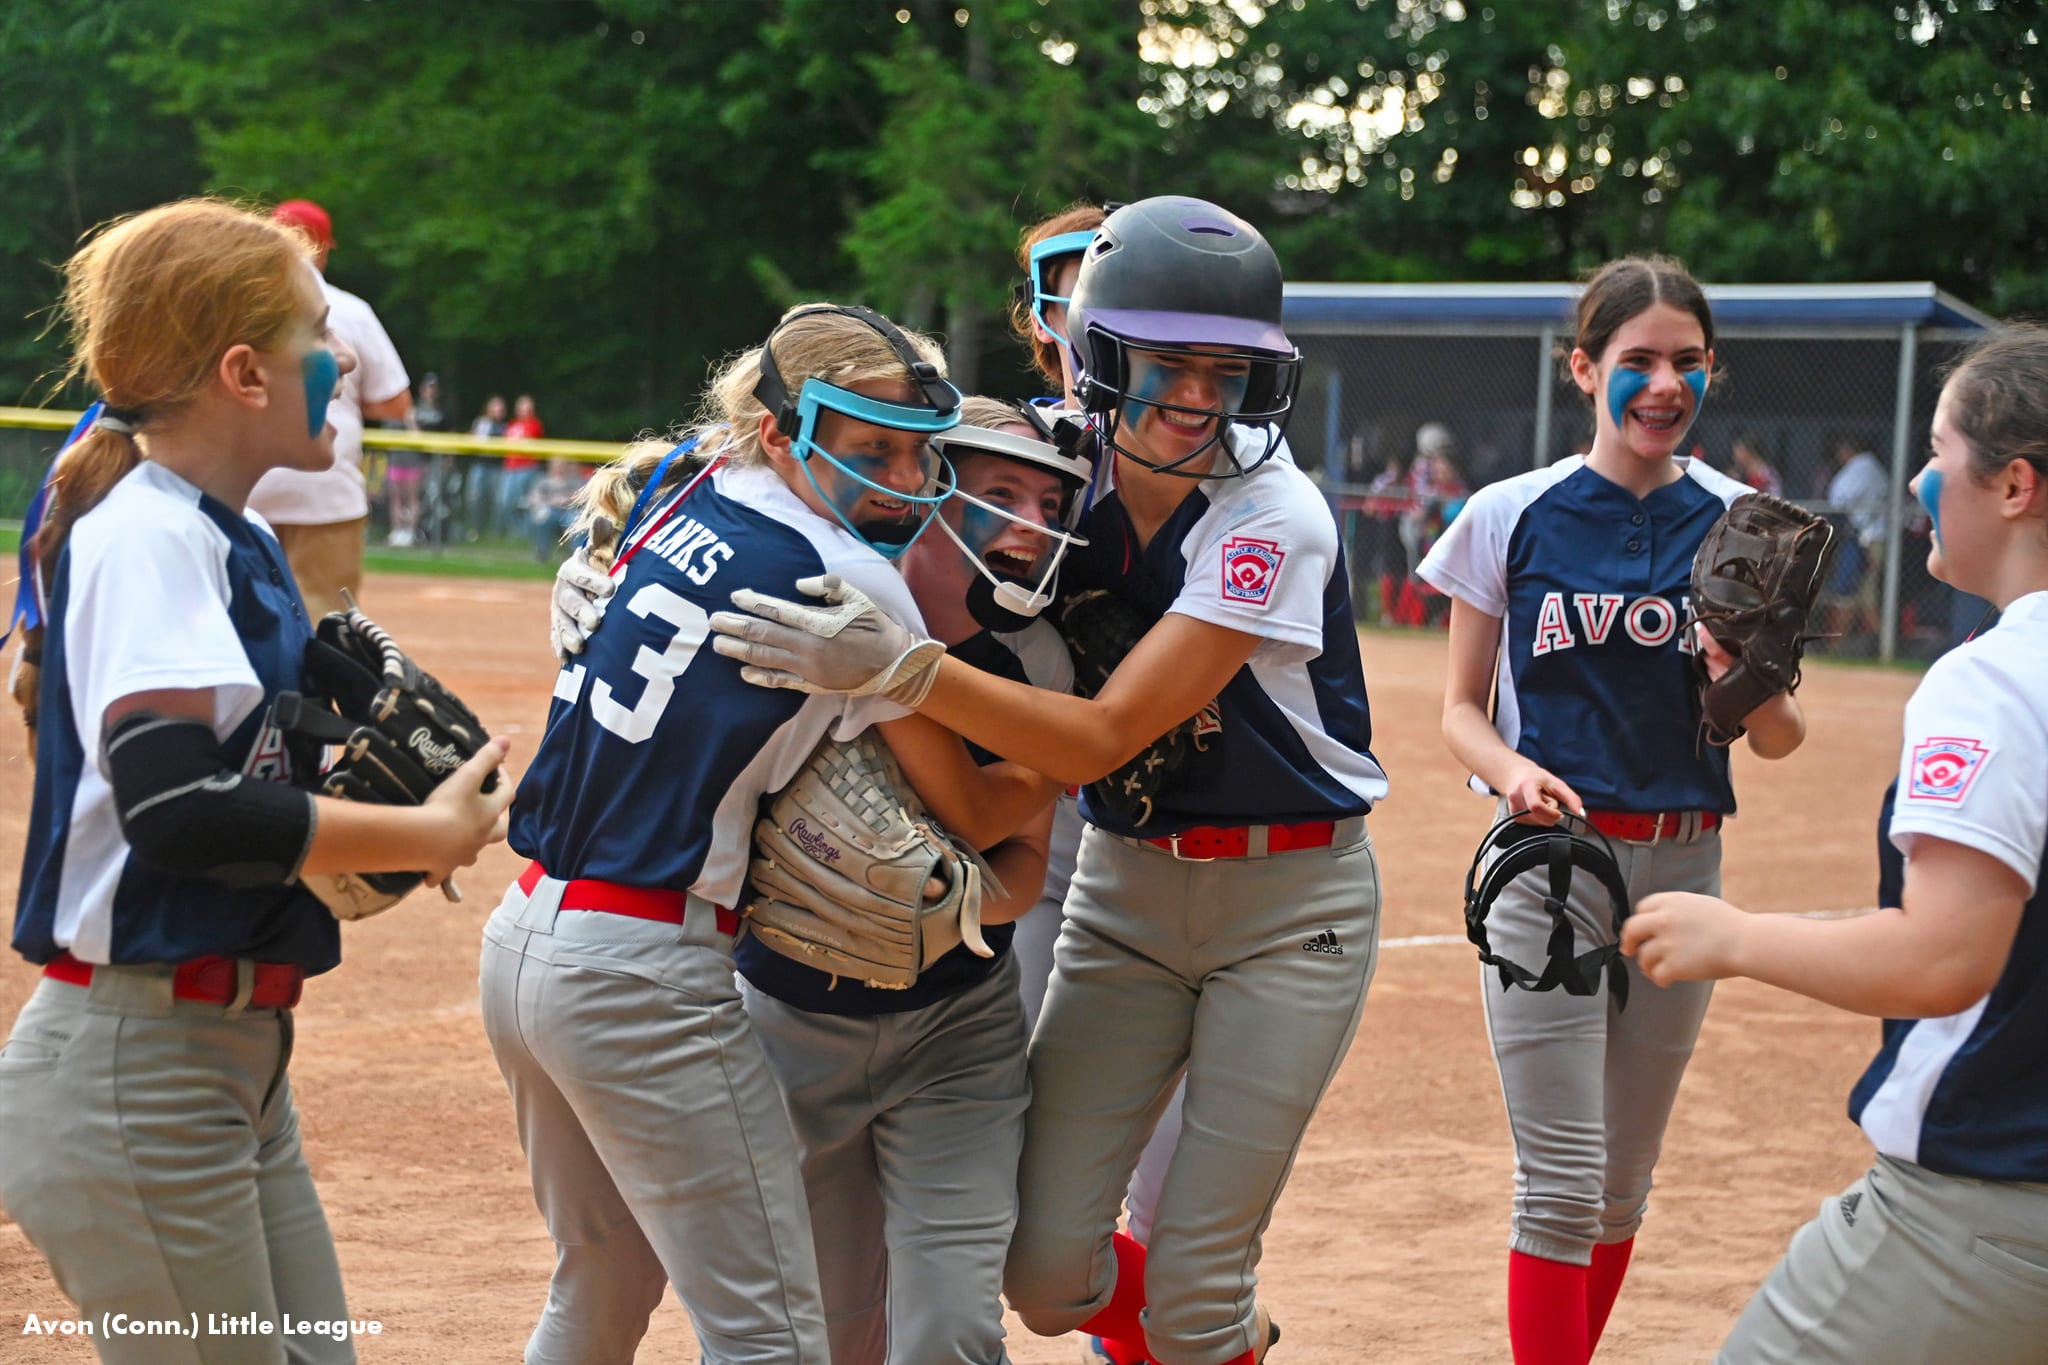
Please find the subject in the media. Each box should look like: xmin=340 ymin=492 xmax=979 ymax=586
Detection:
xmin=510 ymin=462 xmax=925 ymax=907
xmin=736 ymin=629 xmax=1033 ymax=1016
xmin=1419 ymin=456 xmax=1749 ymax=812
xmin=1066 ymin=430 xmax=1385 ymax=837
xmin=14 ymin=462 xmax=338 ymax=972
xmin=1849 ymin=591 xmax=2048 ymax=1182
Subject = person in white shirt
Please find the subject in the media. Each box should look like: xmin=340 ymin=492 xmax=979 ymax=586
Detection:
xmin=250 ymin=199 xmax=412 ymax=620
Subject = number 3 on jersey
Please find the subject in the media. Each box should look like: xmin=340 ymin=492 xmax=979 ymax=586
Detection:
xmin=552 ymin=583 xmax=708 ymax=743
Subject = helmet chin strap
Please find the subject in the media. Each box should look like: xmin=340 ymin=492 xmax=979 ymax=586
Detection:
xmin=965 ymin=572 xmax=1040 ymax=633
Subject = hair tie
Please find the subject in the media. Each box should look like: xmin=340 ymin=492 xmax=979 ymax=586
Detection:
xmin=96 ymin=405 xmax=141 ymax=436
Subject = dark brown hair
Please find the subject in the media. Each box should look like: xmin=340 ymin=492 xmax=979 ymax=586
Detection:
xmin=1567 ymin=255 xmax=1715 ymax=406
xmin=1939 ymin=323 xmax=2048 ymax=484
xmin=1009 ymin=203 xmax=1108 ymax=391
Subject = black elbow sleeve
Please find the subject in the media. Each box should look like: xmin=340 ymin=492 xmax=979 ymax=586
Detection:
xmin=104 ymin=711 xmax=317 ymax=887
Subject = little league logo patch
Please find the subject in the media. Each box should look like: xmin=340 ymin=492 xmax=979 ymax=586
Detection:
xmin=1220 ymin=536 xmax=1285 ymax=606
xmin=1908 ymin=737 xmax=1991 ymax=804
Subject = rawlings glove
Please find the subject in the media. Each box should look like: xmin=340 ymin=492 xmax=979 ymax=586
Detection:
xmin=744 ymin=727 xmax=1001 ymax=989
xmin=710 ymin=575 xmax=945 ymax=706
xmin=271 ymin=601 xmax=498 ymax=920
xmin=1054 ymin=588 xmax=1196 ymax=828
xmin=1687 ymin=492 xmax=1838 ymax=745
xmin=550 ymin=515 xmax=618 ymax=659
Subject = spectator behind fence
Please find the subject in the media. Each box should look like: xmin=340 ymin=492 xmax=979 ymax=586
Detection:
xmin=1731 ymin=431 xmax=1784 ymax=497
xmin=525 ymin=456 xmax=583 ymax=562
xmin=1825 ymin=433 xmax=1891 ymax=643
xmin=494 ymin=393 xmax=544 ymax=537
xmin=382 ymin=371 xmax=443 ymax=547
xmin=248 ymin=198 xmax=412 ymax=619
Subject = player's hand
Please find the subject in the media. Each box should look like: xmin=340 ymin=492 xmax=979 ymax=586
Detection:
xmin=1502 ymin=763 xmax=1585 ymax=826
xmin=550 ymin=516 xmax=618 ymax=660
xmin=1693 ymin=623 xmax=1735 ymax=683
xmin=420 ymin=738 xmax=514 ymax=886
xmin=710 ymin=575 xmax=946 ymax=706
xmin=1622 ymin=891 xmax=1748 ymax=986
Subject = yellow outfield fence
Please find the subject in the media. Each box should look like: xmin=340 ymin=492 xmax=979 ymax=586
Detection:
xmin=0 ymin=406 xmax=628 ymax=463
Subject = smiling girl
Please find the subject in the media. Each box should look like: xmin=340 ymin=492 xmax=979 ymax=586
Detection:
xmin=1624 ymin=325 xmax=2048 ymax=1365
xmin=1417 ymin=256 xmax=1807 ymax=1364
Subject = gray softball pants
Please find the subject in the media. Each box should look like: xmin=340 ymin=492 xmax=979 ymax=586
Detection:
xmin=0 ymin=972 xmax=351 ymax=1365
xmin=1480 ymin=816 xmax=1719 ymax=1264
xmin=1004 ymin=819 xmax=1379 ymax=1365
xmin=479 ymin=874 xmax=829 ymax=1365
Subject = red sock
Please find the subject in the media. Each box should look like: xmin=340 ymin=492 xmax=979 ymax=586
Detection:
xmin=1078 ymin=1232 xmax=1149 ymax=1351
xmin=1585 ymin=1238 xmax=1635 ymax=1352
xmin=1100 ymin=1339 xmax=1151 ymax=1365
xmin=1508 ymin=1250 xmax=1589 ymax=1365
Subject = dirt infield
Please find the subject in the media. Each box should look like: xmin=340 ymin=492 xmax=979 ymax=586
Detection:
xmin=0 ymin=570 xmax=1923 ymax=1363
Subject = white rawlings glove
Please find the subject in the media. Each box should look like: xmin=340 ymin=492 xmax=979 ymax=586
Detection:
xmin=550 ymin=516 xmax=617 ymax=660
xmin=709 ymin=574 xmax=945 ymax=706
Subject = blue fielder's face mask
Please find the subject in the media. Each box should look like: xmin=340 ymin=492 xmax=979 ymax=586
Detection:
xmin=302 ymin=348 xmax=339 ymax=438
xmin=1028 ymin=231 xmax=1094 ymax=348
xmin=791 ymin=377 xmax=960 ymax=560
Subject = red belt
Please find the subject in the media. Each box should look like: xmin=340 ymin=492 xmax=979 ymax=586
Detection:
xmin=519 ymin=862 xmax=738 ymax=937
xmin=44 ymin=951 xmax=305 ymax=1010
xmin=1139 ymin=820 xmax=1341 ymax=861
xmin=1582 ymin=810 xmax=1721 ymax=844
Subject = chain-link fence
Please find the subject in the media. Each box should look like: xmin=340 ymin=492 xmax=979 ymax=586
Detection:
xmin=1289 ymin=288 xmax=1996 ymax=662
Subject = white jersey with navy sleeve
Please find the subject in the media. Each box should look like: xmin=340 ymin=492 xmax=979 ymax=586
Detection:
xmin=1417 ymin=456 xmax=1750 ymax=811
xmin=1066 ymin=428 xmax=1385 ymax=837
xmin=13 ymin=461 xmax=336 ymax=971
xmin=510 ymin=462 xmax=924 ymax=908
xmin=1851 ymin=591 xmax=2048 ymax=1182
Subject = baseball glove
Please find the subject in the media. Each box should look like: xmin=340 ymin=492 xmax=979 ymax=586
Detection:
xmin=1054 ymin=588 xmax=1195 ymax=827
xmin=1687 ymin=492 xmax=1838 ymax=745
xmin=271 ymin=600 xmax=497 ymax=921
xmin=744 ymin=728 xmax=1001 ymax=989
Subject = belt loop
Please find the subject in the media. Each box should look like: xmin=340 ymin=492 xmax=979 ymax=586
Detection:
xmin=1682 ymin=810 xmax=1702 ymax=842
xmin=1246 ymin=825 xmax=1271 ymax=860
xmin=515 ymin=873 xmax=568 ymax=933
xmin=226 ymin=960 xmax=257 ymax=1016
xmin=1334 ymin=814 xmax=1369 ymax=851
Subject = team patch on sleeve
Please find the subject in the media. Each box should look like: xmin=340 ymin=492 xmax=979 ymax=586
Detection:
xmin=1220 ymin=536 xmax=1286 ymax=607
xmin=1907 ymin=737 xmax=1992 ymax=805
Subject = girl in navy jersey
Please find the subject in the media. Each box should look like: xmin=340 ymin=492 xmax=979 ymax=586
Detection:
xmin=1417 ymin=256 xmax=1808 ymax=1365
xmin=480 ymin=305 xmax=1051 ymax=1365
xmin=1625 ymin=325 xmax=2048 ymax=1365
xmin=0 ymin=198 xmax=510 ymax=1365
xmin=711 ymin=196 xmax=1383 ymax=1365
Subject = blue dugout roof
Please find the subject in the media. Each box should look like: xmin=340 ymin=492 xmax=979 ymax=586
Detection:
xmin=1284 ymin=281 xmax=1995 ymax=332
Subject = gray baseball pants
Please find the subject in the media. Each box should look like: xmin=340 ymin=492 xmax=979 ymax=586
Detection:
xmin=1004 ymin=820 xmax=1379 ymax=1365
xmin=1479 ymin=814 xmax=1719 ymax=1264
xmin=0 ymin=972 xmax=351 ymax=1365
xmin=1719 ymin=1155 xmax=2048 ymax=1365
xmin=740 ymin=952 xmax=1030 ymax=1364
xmin=479 ymin=874 xmax=829 ymax=1365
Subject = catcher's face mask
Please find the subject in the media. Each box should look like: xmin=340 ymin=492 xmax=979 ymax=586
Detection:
xmin=1463 ymin=810 xmax=1634 ymax=1010
xmin=929 ymin=423 xmax=1091 ymax=630
xmin=1024 ymin=230 xmax=1094 ymax=349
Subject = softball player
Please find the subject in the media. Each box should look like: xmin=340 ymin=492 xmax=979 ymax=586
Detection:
xmin=1417 ymin=256 xmax=1807 ymax=1365
xmin=726 ymin=397 xmax=1084 ymax=1365
xmin=711 ymin=196 xmax=1384 ymax=1365
xmin=482 ymin=304 xmax=1047 ymax=1365
xmin=0 ymin=198 xmax=510 ymax=1365
xmin=1624 ymin=324 xmax=2048 ymax=1365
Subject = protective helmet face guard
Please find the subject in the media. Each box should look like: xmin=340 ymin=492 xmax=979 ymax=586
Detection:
xmin=1064 ymin=196 xmax=1303 ymax=481
xmin=928 ymin=423 xmax=1092 ymax=623
xmin=790 ymin=377 xmax=961 ymax=561
xmin=1025 ymin=230 xmax=1096 ymax=350
xmin=1079 ymin=331 xmax=1301 ymax=478
xmin=1462 ymin=809 xmax=1635 ymax=1010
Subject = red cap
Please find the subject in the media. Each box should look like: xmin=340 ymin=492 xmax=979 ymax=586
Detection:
xmin=272 ymin=199 xmax=334 ymax=250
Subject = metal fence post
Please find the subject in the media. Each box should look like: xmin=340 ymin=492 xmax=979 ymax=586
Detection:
xmin=1531 ymin=325 xmax=1556 ymax=470
xmin=1880 ymin=323 xmax=1918 ymax=663
xmin=1323 ymin=365 xmax=1345 ymax=488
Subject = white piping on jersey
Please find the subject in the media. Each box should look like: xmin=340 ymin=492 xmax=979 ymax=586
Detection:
xmin=1857 ymin=995 xmax=1992 ymax=1164
xmin=1252 ymin=656 xmax=1390 ymax=804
